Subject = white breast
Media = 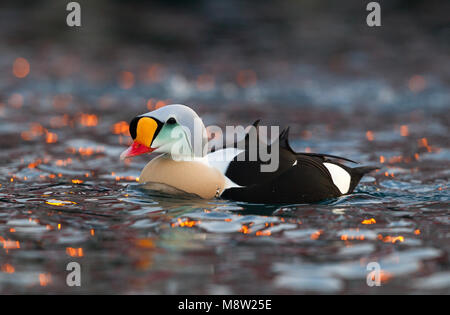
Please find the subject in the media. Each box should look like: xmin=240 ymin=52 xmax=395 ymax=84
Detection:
xmin=323 ymin=162 xmax=351 ymax=194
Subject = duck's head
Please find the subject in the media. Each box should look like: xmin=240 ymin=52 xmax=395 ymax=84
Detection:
xmin=120 ymin=104 xmax=208 ymax=160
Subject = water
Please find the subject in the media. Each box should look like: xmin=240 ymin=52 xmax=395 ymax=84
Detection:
xmin=1 ymin=86 xmax=448 ymax=293
xmin=0 ymin=1 xmax=449 ymax=294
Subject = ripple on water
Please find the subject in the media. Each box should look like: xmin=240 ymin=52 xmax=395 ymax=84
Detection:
xmin=0 ymin=69 xmax=449 ymax=294
xmin=273 ymin=263 xmax=344 ymax=293
xmin=412 ymin=272 xmax=450 ymax=291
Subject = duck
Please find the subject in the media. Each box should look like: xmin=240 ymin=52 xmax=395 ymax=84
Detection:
xmin=120 ymin=104 xmax=376 ymax=204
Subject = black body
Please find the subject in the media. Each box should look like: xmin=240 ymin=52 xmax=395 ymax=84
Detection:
xmin=219 ymin=123 xmax=376 ymax=204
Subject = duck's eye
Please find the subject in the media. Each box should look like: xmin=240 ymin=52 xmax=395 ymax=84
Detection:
xmin=166 ymin=117 xmax=177 ymax=125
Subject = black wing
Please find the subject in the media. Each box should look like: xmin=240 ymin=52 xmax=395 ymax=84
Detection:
xmin=223 ymin=125 xmax=335 ymax=188
xmin=220 ymin=124 xmax=376 ymax=203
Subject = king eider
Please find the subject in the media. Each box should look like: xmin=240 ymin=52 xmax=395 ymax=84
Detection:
xmin=120 ymin=104 xmax=376 ymax=204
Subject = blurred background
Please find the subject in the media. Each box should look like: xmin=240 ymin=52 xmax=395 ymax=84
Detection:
xmin=2 ymin=0 xmax=449 ymax=114
xmin=0 ymin=0 xmax=449 ymax=294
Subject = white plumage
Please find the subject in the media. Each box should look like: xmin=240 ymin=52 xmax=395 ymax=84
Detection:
xmin=323 ymin=162 xmax=351 ymax=194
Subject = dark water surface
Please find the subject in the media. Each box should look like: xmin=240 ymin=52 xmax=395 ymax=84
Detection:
xmin=0 ymin=1 xmax=449 ymax=294
xmin=1 ymin=71 xmax=448 ymax=293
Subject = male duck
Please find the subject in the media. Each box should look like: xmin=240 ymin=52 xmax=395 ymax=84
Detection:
xmin=120 ymin=104 xmax=376 ymax=204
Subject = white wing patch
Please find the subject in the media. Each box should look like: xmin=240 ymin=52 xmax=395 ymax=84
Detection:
xmin=323 ymin=162 xmax=351 ymax=194
xmin=206 ymin=148 xmax=243 ymax=173
xmin=207 ymin=148 xmax=244 ymax=189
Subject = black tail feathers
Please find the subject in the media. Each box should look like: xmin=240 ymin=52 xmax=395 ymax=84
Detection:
xmin=348 ymin=166 xmax=378 ymax=193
